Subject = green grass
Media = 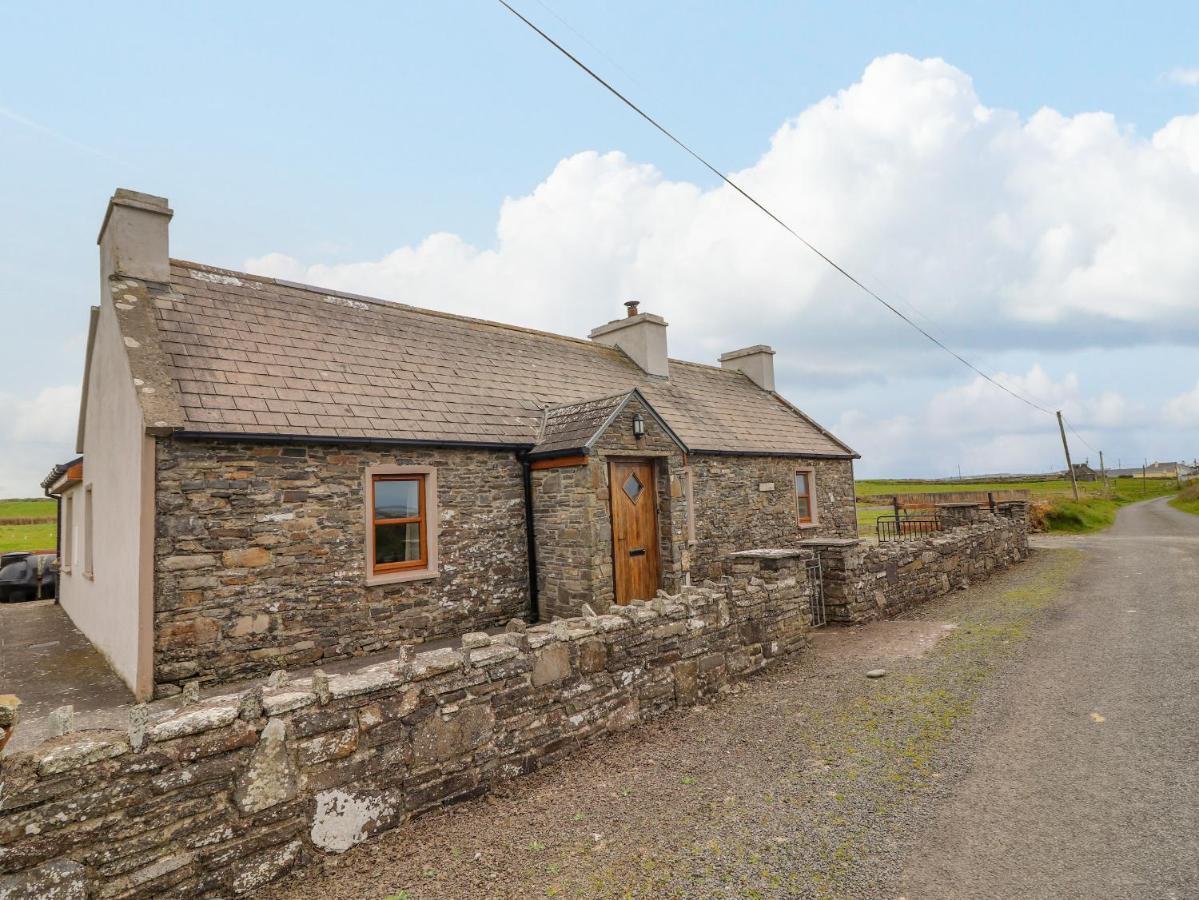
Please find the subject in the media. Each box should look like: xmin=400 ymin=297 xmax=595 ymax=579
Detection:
xmin=0 ymin=523 xmax=56 ymax=553
xmin=0 ymin=498 xmax=57 ymax=553
xmin=857 ymin=477 xmax=1140 ymax=499
xmin=1169 ymin=483 xmax=1199 ymax=517
xmin=1035 ymin=480 xmax=1176 ymax=533
xmin=857 ymin=477 xmax=1179 ymax=536
xmin=0 ymin=498 xmax=56 ymax=519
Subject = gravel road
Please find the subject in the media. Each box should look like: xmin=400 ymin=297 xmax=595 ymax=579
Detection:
xmin=264 ymin=498 xmax=1198 ymax=898
xmin=900 ymin=496 xmax=1199 ymax=899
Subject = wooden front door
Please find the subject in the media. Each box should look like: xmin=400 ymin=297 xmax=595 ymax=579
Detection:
xmin=609 ymin=459 xmax=660 ymax=604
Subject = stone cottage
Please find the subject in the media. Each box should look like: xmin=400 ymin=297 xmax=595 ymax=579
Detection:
xmin=47 ymin=189 xmax=859 ymax=699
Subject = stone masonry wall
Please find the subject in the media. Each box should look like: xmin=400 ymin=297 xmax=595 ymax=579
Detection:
xmin=688 ymin=455 xmax=858 ymax=579
xmin=530 ymin=462 xmax=596 ymax=619
xmin=810 ymin=512 xmax=1029 ymax=624
xmin=0 ymin=555 xmax=812 ymax=899
xmin=154 ymin=439 xmax=530 ymax=695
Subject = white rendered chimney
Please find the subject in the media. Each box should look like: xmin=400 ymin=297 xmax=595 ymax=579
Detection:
xmin=98 ymin=189 xmax=173 ymax=284
xmin=588 ymin=300 xmax=669 ymax=378
xmin=719 ymin=345 xmax=775 ymax=391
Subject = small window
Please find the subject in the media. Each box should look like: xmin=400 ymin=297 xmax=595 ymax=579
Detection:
xmin=62 ymin=494 xmax=74 ymax=573
xmin=83 ymin=484 xmax=95 ymax=578
xmin=795 ymin=470 xmax=815 ymax=525
xmin=371 ymin=474 xmax=428 ymax=573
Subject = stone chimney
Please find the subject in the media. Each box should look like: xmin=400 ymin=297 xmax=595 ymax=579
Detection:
xmin=589 ymin=301 xmax=669 ymax=378
xmin=98 ymin=189 xmax=173 ymax=284
xmin=719 ymin=345 xmax=775 ymax=391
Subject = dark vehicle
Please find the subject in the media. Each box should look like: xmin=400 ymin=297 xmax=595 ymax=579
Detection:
xmin=0 ymin=552 xmax=57 ymax=602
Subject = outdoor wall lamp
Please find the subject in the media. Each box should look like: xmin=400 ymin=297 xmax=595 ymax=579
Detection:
xmin=633 ymin=413 xmax=645 ymax=439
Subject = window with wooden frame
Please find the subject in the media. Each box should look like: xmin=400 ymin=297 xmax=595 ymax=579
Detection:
xmin=365 ymin=465 xmax=439 ymax=584
xmin=371 ymin=474 xmax=427 ymax=572
xmin=795 ymin=469 xmax=817 ymax=526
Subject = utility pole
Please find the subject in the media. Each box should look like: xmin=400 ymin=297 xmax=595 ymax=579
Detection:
xmin=1099 ymin=450 xmax=1109 ymax=492
xmin=1057 ymin=411 xmax=1080 ymax=501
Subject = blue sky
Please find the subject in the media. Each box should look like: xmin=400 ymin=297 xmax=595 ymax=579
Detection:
xmin=2 ymin=1 xmax=1198 ymax=494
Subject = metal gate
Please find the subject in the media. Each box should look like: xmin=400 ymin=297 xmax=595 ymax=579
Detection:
xmin=806 ymin=556 xmax=826 ymax=627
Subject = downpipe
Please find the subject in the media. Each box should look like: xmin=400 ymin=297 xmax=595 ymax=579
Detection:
xmin=516 ymin=451 xmax=540 ymax=624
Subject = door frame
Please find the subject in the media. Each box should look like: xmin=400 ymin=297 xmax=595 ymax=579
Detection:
xmin=608 ymin=456 xmax=662 ymax=605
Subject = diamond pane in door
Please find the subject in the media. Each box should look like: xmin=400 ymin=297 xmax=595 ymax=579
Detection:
xmin=622 ymin=472 xmax=644 ymax=503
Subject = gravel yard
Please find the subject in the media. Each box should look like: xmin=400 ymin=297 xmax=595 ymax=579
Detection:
xmin=263 ymin=547 xmax=1080 ymax=900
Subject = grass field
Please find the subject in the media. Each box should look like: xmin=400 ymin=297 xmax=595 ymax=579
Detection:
xmin=0 ymin=498 xmax=57 ymax=553
xmin=857 ymin=477 xmax=1143 ymax=499
xmin=0 ymin=498 xmax=58 ymax=520
xmin=856 ymin=477 xmax=1180 ymax=536
xmin=1169 ymin=483 xmax=1199 ymax=517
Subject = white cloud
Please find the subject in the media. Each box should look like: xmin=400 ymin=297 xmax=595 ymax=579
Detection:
xmin=0 ymin=384 xmax=80 ymax=498
xmin=1166 ymin=67 xmax=1199 ymax=87
xmin=834 ymin=366 xmax=1130 ymax=477
xmin=247 ymin=54 xmax=1199 ymax=383
xmin=1163 ymin=381 xmax=1199 ymax=426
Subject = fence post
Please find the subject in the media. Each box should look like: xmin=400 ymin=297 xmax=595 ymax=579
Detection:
xmin=988 ymin=492 xmax=996 ymax=513
xmin=892 ymin=495 xmax=901 ymax=519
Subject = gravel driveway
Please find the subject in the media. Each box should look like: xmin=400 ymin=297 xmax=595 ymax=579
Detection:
xmin=264 ymin=545 xmax=1086 ymax=899
xmin=899 ymin=496 xmax=1199 ymax=898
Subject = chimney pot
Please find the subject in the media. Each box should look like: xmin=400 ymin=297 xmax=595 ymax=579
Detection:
xmin=624 ymin=300 xmax=640 ymax=317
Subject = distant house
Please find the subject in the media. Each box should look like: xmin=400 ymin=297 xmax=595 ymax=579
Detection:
xmin=1108 ymin=461 xmax=1196 ymax=479
xmin=1066 ymin=462 xmax=1099 ymax=482
xmin=45 ymin=189 xmax=860 ymax=699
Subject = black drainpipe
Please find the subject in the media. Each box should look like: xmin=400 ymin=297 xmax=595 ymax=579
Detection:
xmin=45 ymin=484 xmax=61 ymax=562
xmin=517 ymin=451 xmax=540 ymax=623
xmin=44 ymin=483 xmax=60 ymax=603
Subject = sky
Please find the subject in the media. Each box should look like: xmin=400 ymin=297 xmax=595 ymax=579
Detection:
xmin=1 ymin=1 xmax=1197 ymax=496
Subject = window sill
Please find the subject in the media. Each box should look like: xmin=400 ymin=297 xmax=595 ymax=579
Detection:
xmin=83 ymin=571 xmax=95 ymax=581
xmin=797 ymin=523 xmax=820 ymax=530
xmin=366 ymin=566 xmax=439 ymax=587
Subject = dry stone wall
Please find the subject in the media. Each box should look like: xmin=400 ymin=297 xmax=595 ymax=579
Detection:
xmin=0 ymin=555 xmax=813 ymax=899
xmin=154 ymin=439 xmax=531 ymax=696
xmin=808 ymin=512 xmax=1029 ymax=623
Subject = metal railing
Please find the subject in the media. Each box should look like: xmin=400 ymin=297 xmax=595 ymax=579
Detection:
xmin=806 ymin=557 xmax=826 ymax=627
xmin=876 ymin=512 xmax=942 ymax=543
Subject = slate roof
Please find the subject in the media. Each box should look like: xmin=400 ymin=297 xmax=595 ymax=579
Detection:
xmin=532 ymin=390 xmax=686 ymax=458
xmin=111 ymin=261 xmax=857 ymax=458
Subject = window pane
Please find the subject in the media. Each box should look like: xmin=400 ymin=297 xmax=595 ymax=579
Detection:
xmin=795 ymin=472 xmax=810 ymax=498
xmin=797 ymin=498 xmax=812 ymax=521
xmin=374 ymin=478 xmax=420 ymax=519
xmin=375 ymin=522 xmax=422 ymax=565
xmin=622 ymin=472 xmax=644 ymax=503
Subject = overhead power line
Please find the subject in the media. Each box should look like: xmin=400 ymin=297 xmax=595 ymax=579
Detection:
xmin=1063 ymin=418 xmax=1098 ymax=455
xmin=497 ymin=0 xmax=1057 ymax=418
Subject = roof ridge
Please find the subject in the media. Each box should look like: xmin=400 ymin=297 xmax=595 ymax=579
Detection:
xmin=171 ymin=261 xmax=775 ymax=384
xmin=172 ymin=259 xmax=624 ymax=355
